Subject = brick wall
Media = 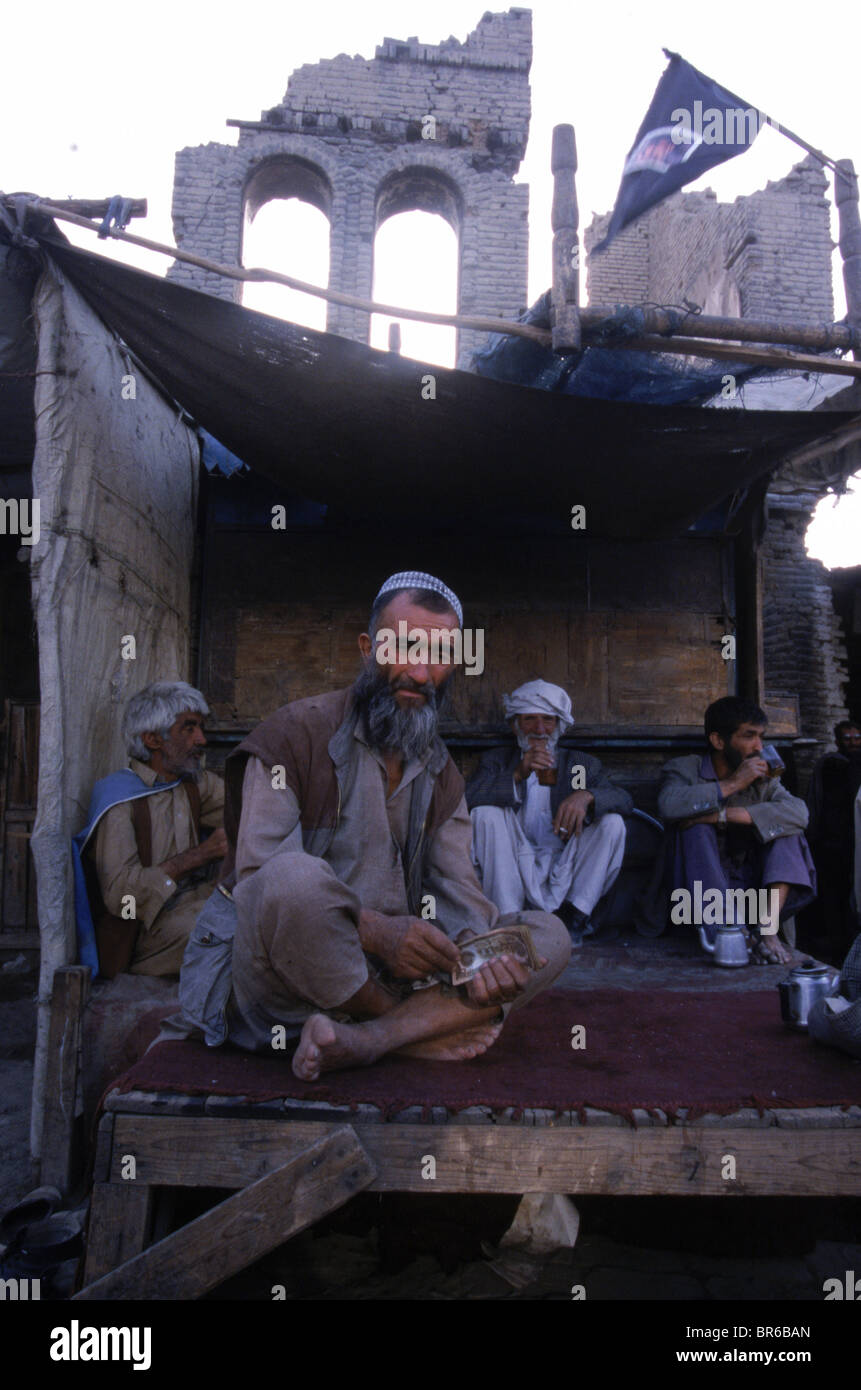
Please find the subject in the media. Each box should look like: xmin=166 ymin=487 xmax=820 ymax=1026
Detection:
xmin=168 ymin=8 xmax=532 ymax=366
xmin=585 ymin=158 xmax=848 ymax=754
xmin=761 ymin=497 xmax=849 ymax=758
xmin=585 ymin=156 xmax=834 ymax=324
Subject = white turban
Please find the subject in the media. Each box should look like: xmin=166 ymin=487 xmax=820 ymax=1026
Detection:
xmin=502 ymin=680 xmax=573 ymax=732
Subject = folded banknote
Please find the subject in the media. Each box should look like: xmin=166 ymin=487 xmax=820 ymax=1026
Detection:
xmin=409 ymin=923 xmax=540 ymax=990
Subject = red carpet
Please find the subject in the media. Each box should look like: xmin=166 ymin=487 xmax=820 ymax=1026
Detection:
xmin=109 ymin=988 xmax=861 ymax=1123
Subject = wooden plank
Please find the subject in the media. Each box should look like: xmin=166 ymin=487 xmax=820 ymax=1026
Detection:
xmin=92 ymin=1114 xmax=115 ymax=1184
xmin=76 ymin=1126 xmax=375 ymax=1300
xmin=40 ymin=966 xmax=89 ymax=1194
xmin=81 ymin=1182 xmax=154 ymax=1286
xmin=201 ymin=528 xmax=738 ymax=733
xmin=109 ymin=1116 xmax=861 ymax=1197
xmin=1 ymin=701 xmax=40 ymax=931
xmin=1 ymin=826 xmax=31 ymax=929
xmin=4 ymin=701 xmax=39 ymax=811
xmin=0 ymin=929 xmax=39 ymax=948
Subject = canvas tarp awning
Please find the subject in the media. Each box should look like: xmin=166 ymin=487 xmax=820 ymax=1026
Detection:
xmin=42 ymin=237 xmax=861 ymax=539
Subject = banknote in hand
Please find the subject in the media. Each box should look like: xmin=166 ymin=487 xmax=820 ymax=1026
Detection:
xmin=449 ymin=924 xmax=540 ymax=986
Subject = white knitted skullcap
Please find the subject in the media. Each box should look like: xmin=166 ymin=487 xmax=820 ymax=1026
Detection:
xmin=374 ymin=572 xmax=463 ymax=626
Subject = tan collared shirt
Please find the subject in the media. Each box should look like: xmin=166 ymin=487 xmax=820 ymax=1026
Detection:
xmin=236 ymin=725 xmax=497 ymax=938
xmin=93 ymin=758 xmax=224 ymax=930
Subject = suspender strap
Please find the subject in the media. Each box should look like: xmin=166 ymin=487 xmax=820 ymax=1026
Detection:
xmin=183 ymin=778 xmax=202 ymax=840
xmin=130 ymin=795 xmax=153 ymax=867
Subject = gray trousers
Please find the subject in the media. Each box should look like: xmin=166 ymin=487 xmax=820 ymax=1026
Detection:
xmin=230 ymin=851 xmax=571 ymax=1050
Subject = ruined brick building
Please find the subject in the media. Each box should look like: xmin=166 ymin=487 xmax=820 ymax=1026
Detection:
xmin=167 ymin=6 xmax=859 ymax=773
xmin=586 ymin=161 xmax=860 ymax=760
xmin=168 ymin=8 xmax=532 ymax=366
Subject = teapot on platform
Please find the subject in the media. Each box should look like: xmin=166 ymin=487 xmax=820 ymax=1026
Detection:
xmin=697 ymin=923 xmax=750 ymax=968
xmin=778 ymin=959 xmax=841 ymax=1030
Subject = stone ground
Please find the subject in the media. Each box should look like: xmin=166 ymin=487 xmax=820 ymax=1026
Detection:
xmin=2 ymin=931 xmax=859 ymax=1301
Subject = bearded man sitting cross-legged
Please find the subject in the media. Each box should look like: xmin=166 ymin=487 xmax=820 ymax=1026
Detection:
xmin=223 ymin=571 xmax=570 ymax=1081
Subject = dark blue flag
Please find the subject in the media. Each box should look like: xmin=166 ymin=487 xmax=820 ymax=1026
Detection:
xmin=593 ymin=50 xmax=766 ymax=254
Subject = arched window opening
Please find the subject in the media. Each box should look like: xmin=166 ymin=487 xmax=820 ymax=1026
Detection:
xmin=242 ymin=197 xmax=330 ymax=331
xmin=242 ymin=159 xmax=332 ymax=331
xmin=371 ymin=210 xmax=458 ymax=367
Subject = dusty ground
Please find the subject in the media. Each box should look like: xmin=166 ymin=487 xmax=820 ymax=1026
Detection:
xmin=2 ymin=931 xmax=860 ymax=1301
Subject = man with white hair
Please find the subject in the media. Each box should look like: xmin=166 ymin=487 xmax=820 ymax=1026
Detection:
xmin=467 ymin=681 xmax=631 ymax=938
xmin=76 ymin=681 xmax=226 ymax=977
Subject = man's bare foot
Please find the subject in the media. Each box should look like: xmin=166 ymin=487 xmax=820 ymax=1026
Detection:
xmin=292 ymin=1013 xmax=383 ymax=1081
xmin=749 ymin=931 xmax=793 ymax=966
xmin=396 ymin=1020 xmax=503 ymax=1062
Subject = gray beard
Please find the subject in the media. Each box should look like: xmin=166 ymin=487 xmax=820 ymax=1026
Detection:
xmin=353 ymin=665 xmax=449 ymax=760
xmin=515 ymin=728 xmax=560 ymax=758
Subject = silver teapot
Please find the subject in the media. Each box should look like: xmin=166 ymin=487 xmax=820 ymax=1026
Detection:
xmin=697 ymin=923 xmax=750 ymax=968
xmin=778 ymin=959 xmax=841 ymax=1030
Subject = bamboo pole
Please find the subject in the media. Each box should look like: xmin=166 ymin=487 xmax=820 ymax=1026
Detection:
xmin=551 ymin=124 xmax=581 ymax=354
xmin=11 ymin=196 xmax=861 ymax=371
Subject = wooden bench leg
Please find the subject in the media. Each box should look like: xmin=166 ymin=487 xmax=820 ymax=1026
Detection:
xmin=40 ymin=965 xmax=89 ymax=1194
xmin=82 ymin=1182 xmax=154 ymax=1286
xmin=75 ymin=1126 xmax=375 ymax=1300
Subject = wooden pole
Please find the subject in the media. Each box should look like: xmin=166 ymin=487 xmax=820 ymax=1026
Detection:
xmin=835 ymin=159 xmax=861 ymax=361
xmin=583 ymin=306 xmax=859 ymax=355
xmin=551 ymin=124 xmax=581 ymax=354
xmin=617 ymin=334 xmax=861 ymax=379
xmin=40 ymin=197 xmax=147 ymax=220
xmin=12 ymin=197 xmax=861 ymax=367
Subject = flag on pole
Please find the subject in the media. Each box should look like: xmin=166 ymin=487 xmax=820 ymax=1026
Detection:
xmin=593 ymin=50 xmax=769 ymax=254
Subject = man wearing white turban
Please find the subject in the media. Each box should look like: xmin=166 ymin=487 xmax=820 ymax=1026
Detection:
xmin=467 ymin=681 xmax=631 ymax=937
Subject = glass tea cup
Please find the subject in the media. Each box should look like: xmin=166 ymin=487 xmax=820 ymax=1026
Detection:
xmin=761 ymin=743 xmax=785 ymax=779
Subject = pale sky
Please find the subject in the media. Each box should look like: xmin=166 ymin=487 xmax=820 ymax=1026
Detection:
xmin=5 ymin=0 xmax=861 ymax=565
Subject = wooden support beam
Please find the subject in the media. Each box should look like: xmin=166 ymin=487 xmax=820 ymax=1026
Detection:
xmin=583 ymin=306 xmax=861 ymax=356
xmin=41 ymin=197 xmax=147 ymax=220
xmin=107 ymin=1115 xmax=861 ymax=1197
xmin=81 ymin=1182 xmax=154 ymax=1287
xmin=551 ymin=124 xmax=581 ymax=355
xmin=40 ymin=965 xmax=88 ymax=1194
xmin=618 ymin=335 xmax=861 ymax=379
xmin=76 ymin=1126 xmax=375 ymax=1300
xmin=835 ymin=159 xmax=861 ymax=359
xmin=20 ymin=195 xmax=861 ymax=362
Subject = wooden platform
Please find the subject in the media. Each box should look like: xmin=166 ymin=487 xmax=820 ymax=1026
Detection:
xmin=78 ymin=1086 xmax=861 ymax=1298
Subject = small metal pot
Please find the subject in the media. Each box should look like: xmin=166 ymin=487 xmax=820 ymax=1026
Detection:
xmin=778 ymin=959 xmax=841 ymax=1030
xmin=698 ymin=924 xmax=750 ymax=968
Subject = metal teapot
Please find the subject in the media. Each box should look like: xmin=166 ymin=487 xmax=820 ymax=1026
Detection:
xmin=778 ymin=959 xmax=841 ymax=1030
xmin=697 ymin=923 xmax=750 ymax=968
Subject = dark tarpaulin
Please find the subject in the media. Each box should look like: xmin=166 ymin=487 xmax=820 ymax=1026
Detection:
xmin=44 ymin=239 xmax=860 ymax=539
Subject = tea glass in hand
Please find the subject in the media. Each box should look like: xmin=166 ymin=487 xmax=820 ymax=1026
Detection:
xmin=761 ymin=743 xmax=785 ymax=779
xmin=535 ymin=738 xmax=557 ymax=786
